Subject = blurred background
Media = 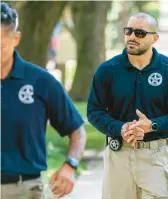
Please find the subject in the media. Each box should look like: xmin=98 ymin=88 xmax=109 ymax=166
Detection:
xmin=9 ymin=0 xmax=168 ymax=181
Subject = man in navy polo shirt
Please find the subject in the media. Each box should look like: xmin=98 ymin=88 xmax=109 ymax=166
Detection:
xmin=87 ymin=12 xmax=168 ymax=199
xmin=1 ymin=2 xmax=86 ymax=199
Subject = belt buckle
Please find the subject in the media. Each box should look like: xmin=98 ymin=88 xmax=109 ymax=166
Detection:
xmin=134 ymin=141 xmax=145 ymax=150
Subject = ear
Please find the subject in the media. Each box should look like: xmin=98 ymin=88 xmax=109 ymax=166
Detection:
xmin=13 ymin=31 xmax=21 ymax=48
xmin=152 ymin=34 xmax=159 ymax=44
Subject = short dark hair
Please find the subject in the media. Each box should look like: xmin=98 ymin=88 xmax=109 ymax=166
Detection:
xmin=1 ymin=2 xmax=19 ymax=31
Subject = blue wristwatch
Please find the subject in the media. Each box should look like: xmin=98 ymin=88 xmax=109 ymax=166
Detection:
xmin=65 ymin=157 xmax=79 ymax=170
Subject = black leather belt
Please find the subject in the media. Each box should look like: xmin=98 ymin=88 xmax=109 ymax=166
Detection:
xmin=1 ymin=173 xmax=40 ymax=184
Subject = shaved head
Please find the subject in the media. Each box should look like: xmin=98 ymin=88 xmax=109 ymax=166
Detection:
xmin=125 ymin=12 xmax=159 ymax=56
xmin=128 ymin=12 xmax=158 ymax=32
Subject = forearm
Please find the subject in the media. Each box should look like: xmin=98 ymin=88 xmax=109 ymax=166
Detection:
xmin=87 ymin=108 xmax=124 ymax=137
xmin=67 ymin=125 xmax=86 ymax=160
xmin=87 ymin=70 xmax=124 ymax=137
xmin=51 ymin=127 xmax=85 ymax=196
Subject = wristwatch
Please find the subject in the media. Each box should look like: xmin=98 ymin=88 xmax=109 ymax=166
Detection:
xmin=65 ymin=157 xmax=79 ymax=170
xmin=151 ymin=122 xmax=158 ymax=131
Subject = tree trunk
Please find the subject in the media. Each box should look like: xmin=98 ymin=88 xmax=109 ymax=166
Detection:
xmin=69 ymin=1 xmax=111 ymax=101
xmin=17 ymin=1 xmax=67 ymax=67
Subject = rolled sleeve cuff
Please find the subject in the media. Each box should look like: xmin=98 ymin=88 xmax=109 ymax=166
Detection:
xmin=60 ymin=119 xmax=84 ymax=137
xmin=151 ymin=118 xmax=165 ymax=133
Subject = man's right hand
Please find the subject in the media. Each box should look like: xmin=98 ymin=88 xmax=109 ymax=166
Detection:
xmin=49 ymin=163 xmax=76 ymax=198
xmin=121 ymin=121 xmax=144 ymax=146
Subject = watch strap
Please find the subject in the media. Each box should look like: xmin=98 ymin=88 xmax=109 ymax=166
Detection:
xmin=65 ymin=157 xmax=79 ymax=170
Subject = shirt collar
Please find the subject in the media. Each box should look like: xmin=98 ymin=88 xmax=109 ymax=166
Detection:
xmin=121 ymin=47 xmax=160 ymax=71
xmin=10 ymin=50 xmax=26 ymax=79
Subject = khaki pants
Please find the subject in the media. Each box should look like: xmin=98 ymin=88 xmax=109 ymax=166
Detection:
xmin=1 ymin=178 xmax=43 ymax=199
xmin=102 ymin=145 xmax=168 ymax=199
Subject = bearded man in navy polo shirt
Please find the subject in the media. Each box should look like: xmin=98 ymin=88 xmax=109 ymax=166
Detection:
xmin=87 ymin=12 xmax=168 ymax=199
xmin=1 ymin=2 xmax=86 ymax=199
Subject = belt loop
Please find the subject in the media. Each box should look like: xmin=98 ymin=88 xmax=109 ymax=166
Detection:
xmin=17 ymin=175 xmax=22 ymax=185
xmin=134 ymin=142 xmax=139 ymax=150
xmin=140 ymin=141 xmax=145 ymax=149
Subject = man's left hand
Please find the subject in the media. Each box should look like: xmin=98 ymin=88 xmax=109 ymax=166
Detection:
xmin=128 ymin=109 xmax=152 ymax=133
xmin=49 ymin=163 xmax=76 ymax=198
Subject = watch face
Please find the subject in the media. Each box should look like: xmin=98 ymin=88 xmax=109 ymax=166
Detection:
xmin=70 ymin=158 xmax=79 ymax=167
xmin=67 ymin=158 xmax=79 ymax=168
xmin=152 ymin=123 xmax=158 ymax=131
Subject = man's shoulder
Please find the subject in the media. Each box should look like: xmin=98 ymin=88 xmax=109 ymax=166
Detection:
xmin=24 ymin=60 xmax=57 ymax=81
xmin=93 ymin=53 xmax=123 ymax=80
xmin=22 ymin=60 xmax=63 ymax=91
xmin=159 ymin=53 xmax=168 ymax=66
xmin=98 ymin=53 xmax=122 ymax=72
xmin=24 ymin=60 xmax=48 ymax=75
xmin=101 ymin=54 xmax=122 ymax=67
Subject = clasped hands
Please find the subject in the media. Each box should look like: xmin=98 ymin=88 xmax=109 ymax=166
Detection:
xmin=121 ymin=109 xmax=152 ymax=146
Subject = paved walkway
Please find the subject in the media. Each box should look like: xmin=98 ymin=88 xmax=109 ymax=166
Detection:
xmin=62 ymin=151 xmax=104 ymax=199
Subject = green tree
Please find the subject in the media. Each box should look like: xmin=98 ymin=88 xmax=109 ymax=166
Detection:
xmin=69 ymin=1 xmax=111 ymax=101
xmin=13 ymin=1 xmax=67 ymax=67
xmin=110 ymin=1 xmax=160 ymax=49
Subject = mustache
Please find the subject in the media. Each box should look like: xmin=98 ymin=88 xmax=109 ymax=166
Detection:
xmin=127 ymin=40 xmax=139 ymax=45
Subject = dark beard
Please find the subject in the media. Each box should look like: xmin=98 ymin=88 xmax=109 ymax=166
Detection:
xmin=126 ymin=46 xmax=149 ymax=55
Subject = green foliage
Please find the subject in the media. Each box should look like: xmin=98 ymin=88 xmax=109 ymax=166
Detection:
xmin=109 ymin=1 xmax=161 ymax=49
xmin=130 ymin=1 xmax=160 ymax=19
xmin=143 ymin=1 xmax=160 ymax=19
xmin=85 ymin=124 xmax=105 ymax=150
xmin=44 ymin=102 xmax=105 ymax=179
xmin=74 ymin=101 xmax=87 ymax=117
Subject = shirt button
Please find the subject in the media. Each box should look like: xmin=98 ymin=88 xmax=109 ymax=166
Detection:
xmin=139 ymin=72 xmax=142 ymax=75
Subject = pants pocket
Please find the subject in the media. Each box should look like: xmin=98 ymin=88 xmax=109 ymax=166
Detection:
xmin=28 ymin=183 xmax=43 ymax=199
xmin=154 ymin=146 xmax=168 ymax=166
xmin=23 ymin=178 xmax=43 ymax=192
xmin=29 ymin=185 xmax=43 ymax=192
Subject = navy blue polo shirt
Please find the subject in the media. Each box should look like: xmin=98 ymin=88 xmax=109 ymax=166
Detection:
xmin=1 ymin=51 xmax=84 ymax=174
xmin=87 ymin=48 xmax=168 ymax=141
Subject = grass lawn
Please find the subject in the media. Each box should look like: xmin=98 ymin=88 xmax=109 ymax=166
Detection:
xmin=74 ymin=102 xmax=87 ymax=117
xmin=43 ymin=102 xmax=105 ymax=180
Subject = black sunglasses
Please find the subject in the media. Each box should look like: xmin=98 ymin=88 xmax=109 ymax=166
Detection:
xmin=124 ymin=27 xmax=157 ymax=38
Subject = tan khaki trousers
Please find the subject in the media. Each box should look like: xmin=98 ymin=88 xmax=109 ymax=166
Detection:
xmin=102 ymin=145 xmax=168 ymax=199
xmin=1 ymin=177 xmax=43 ymax=199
